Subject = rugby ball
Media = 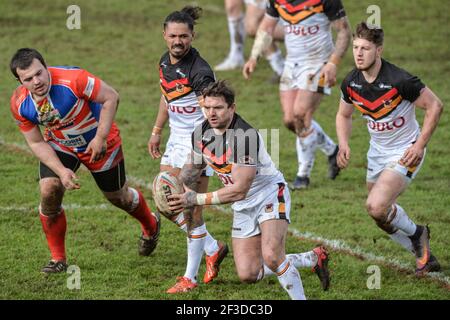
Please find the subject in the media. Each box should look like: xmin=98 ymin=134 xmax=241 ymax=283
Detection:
xmin=152 ymin=171 xmax=184 ymax=218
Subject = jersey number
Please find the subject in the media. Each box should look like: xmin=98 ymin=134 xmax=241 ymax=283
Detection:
xmin=218 ymin=173 xmax=234 ymax=186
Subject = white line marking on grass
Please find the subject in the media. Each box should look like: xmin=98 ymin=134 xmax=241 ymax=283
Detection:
xmin=2 ymin=136 xmax=449 ymax=288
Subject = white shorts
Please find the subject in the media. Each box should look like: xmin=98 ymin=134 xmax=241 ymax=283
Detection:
xmin=161 ymin=133 xmax=213 ymax=176
xmin=244 ymin=0 xmax=267 ymax=10
xmin=232 ymin=182 xmax=291 ymax=238
xmin=366 ymin=145 xmax=426 ymax=183
xmin=279 ymin=61 xmax=331 ymax=95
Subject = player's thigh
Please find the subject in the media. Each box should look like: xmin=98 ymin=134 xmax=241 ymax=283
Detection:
xmin=92 ymin=159 xmax=126 ymax=193
xmin=293 ymin=89 xmax=323 ymax=121
xmin=225 ymin=0 xmax=244 ymax=16
xmin=232 ymin=235 xmax=263 ymax=282
xmin=260 ymin=218 xmax=288 ymax=267
xmin=279 ymin=89 xmax=297 ymax=122
xmin=244 ymin=2 xmax=265 ymax=36
xmin=366 ymin=170 xmax=408 ymax=217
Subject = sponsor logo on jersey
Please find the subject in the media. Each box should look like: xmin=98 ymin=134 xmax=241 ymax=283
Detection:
xmin=350 ymin=81 xmax=362 ymax=89
xmin=285 ymin=24 xmax=320 ymax=36
xmin=378 ymin=83 xmax=392 ymax=89
xmin=367 ymin=116 xmax=405 ymax=132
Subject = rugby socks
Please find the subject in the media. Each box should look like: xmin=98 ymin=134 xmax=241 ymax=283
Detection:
xmin=312 ymin=120 xmax=337 ymax=156
xmin=296 ymin=129 xmax=318 ymax=177
xmin=275 ymin=258 xmax=306 ymax=300
xmin=128 ymin=188 xmax=158 ymax=238
xmin=266 ymin=48 xmax=285 ymax=76
xmin=184 ymin=224 xmax=207 ymax=283
xmin=227 ymin=14 xmax=245 ymax=60
xmin=390 ymin=229 xmax=414 ymax=253
xmin=39 ymin=208 xmax=67 ymax=262
xmin=389 ymin=204 xmax=417 ymax=236
xmin=296 ymin=120 xmax=338 ymax=177
xmin=262 ymin=251 xmax=318 ymax=277
xmin=173 ymin=213 xmax=219 ymax=256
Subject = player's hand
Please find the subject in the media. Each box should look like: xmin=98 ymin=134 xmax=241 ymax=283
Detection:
xmin=337 ymin=144 xmax=351 ymax=169
xmin=243 ymin=58 xmax=257 ymax=80
xmin=400 ymin=143 xmax=424 ymax=168
xmin=59 ymin=168 xmax=80 ymax=190
xmin=148 ymin=134 xmax=162 ymax=159
xmin=320 ymin=62 xmax=337 ymax=87
xmin=167 ymin=185 xmax=197 ymax=213
xmin=85 ymin=136 xmax=107 ymax=163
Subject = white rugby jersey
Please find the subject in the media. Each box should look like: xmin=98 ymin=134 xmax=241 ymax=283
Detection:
xmin=159 ymin=48 xmax=215 ymax=134
xmin=192 ymin=113 xmax=286 ymax=209
xmin=266 ymin=0 xmax=346 ymax=64
xmin=341 ymin=59 xmax=425 ymax=151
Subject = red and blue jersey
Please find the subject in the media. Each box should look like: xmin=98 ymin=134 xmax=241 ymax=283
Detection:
xmin=10 ymin=66 xmax=120 ymax=153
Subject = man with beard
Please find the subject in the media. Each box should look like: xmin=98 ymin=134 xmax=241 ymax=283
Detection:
xmin=148 ymin=6 xmax=228 ymax=293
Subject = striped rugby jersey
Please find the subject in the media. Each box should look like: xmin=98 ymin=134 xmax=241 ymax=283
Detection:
xmin=191 ymin=113 xmax=285 ymax=209
xmin=266 ymin=0 xmax=346 ymax=64
xmin=341 ymin=59 xmax=425 ymax=151
xmin=159 ymin=48 xmax=215 ymax=134
xmin=10 ymin=66 xmax=120 ymax=153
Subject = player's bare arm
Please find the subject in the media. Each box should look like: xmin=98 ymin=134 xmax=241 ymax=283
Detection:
xmin=400 ymin=87 xmax=443 ymax=167
xmin=23 ymin=126 xmax=80 ymax=190
xmin=85 ymin=80 xmax=120 ymax=163
xmin=179 ymin=152 xmax=206 ymax=192
xmin=336 ymin=99 xmax=354 ymax=169
xmin=148 ymin=95 xmax=169 ymax=159
xmin=321 ymin=17 xmax=351 ymax=87
xmin=243 ymin=16 xmax=278 ymax=79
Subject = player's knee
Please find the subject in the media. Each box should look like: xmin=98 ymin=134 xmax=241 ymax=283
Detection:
xmin=245 ymin=23 xmax=258 ymax=38
xmin=107 ymin=193 xmax=129 ymax=210
xmin=293 ymin=110 xmax=307 ymax=125
xmin=366 ymin=199 xmax=388 ymax=221
xmin=40 ymin=179 xmax=64 ymax=212
xmin=237 ymin=270 xmax=259 ymax=284
xmin=262 ymin=250 xmax=282 ymax=272
xmin=282 ymin=117 xmax=296 ymax=132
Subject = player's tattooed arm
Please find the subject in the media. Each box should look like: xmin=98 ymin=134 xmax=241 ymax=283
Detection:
xmin=331 ymin=16 xmax=352 ymax=59
xmin=179 ymin=151 xmax=206 ymax=192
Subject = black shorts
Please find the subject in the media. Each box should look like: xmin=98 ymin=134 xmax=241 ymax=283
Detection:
xmin=39 ymin=150 xmax=126 ymax=192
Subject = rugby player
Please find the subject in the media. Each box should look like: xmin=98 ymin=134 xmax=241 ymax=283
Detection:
xmin=169 ymin=80 xmax=331 ymax=299
xmin=148 ymin=6 xmax=228 ymax=293
xmin=9 ymin=48 xmax=160 ymax=273
xmin=336 ymin=22 xmax=443 ymax=275
xmin=243 ymin=0 xmax=352 ymax=189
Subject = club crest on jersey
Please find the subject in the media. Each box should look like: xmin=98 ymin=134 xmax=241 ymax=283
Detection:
xmin=265 ymin=203 xmax=274 ymax=213
xmin=37 ymin=100 xmax=61 ymax=126
xmin=176 ymin=83 xmax=184 ymax=92
xmin=383 ymin=99 xmax=394 ymax=110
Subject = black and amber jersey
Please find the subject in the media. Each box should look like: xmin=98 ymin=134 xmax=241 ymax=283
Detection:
xmin=159 ymin=48 xmax=215 ymax=133
xmin=341 ymin=59 xmax=425 ymax=150
xmin=191 ymin=113 xmax=285 ymax=207
xmin=266 ymin=0 xmax=346 ymax=64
